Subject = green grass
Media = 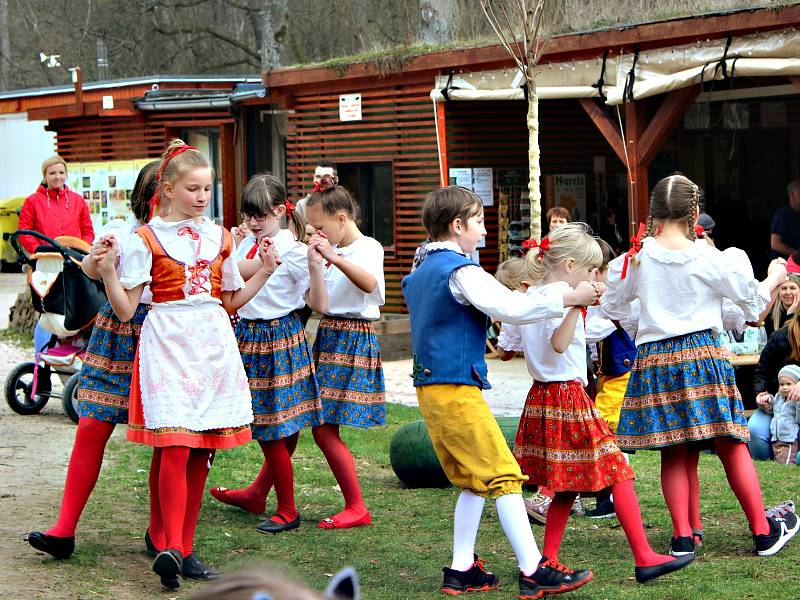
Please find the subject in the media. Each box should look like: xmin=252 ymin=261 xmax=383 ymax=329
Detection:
xmin=51 ymin=403 xmax=800 ymax=599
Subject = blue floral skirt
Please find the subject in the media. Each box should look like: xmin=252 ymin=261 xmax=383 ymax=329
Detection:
xmin=312 ymin=316 xmax=385 ymax=428
xmin=236 ymin=314 xmax=323 ymax=441
xmin=77 ymin=302 xmax=149 ymax=423
xmin=616 ymin=329 xmax=749 ymax=450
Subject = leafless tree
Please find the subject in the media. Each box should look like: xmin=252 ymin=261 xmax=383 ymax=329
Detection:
xmin=480 ymin=0 xmax=550 ymax=241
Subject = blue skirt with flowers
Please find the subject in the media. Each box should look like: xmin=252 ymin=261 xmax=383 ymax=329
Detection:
xmin=77 ymin=302 xmax=149 ymax=424
xmin=616 ymin=329 xmax=749 ymax=450
xmin=312 ymin=316 xmax=385 ymax=428
xmin=236 ymin=314 xmax=323 ymax=441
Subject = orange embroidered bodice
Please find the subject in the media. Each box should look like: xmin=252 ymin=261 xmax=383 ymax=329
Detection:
xmin=137 ymin=224 xmax=233 ymax=303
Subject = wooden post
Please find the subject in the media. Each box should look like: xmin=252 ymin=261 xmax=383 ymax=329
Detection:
xmin=72 ymin=66 xmax=84 ymax=117
xmin=434 ymin=99 xmax=448 ymax=187
xmin=220 ymin=123 xmax=237 ymax=229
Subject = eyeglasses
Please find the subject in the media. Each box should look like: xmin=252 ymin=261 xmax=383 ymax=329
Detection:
xmin=241 ymin=213 xmax=268 ymax=222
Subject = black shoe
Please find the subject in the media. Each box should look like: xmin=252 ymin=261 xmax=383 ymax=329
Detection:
xmin=755 ymin=511 xmax=799 ymax=556
xmin=669 ymin=536 xmax=695 ymax=557
xmin=153 ymin=549 xmax=183 ymax=589
xmin=255 ymin=514 xmax=301 ymax=534
xmin=182 ymin=553 xmax=222 ymax=580
xmin=144 ymin=529 xmax=160 ymax=558
xmin=441 ymin=555 xmax=500 ymax=595
xmin=27 ymin=531 xmax=75 ymax=560
xmin=519 ymin=557 xmax=593 ymax=599
xmin=585 ymin=497 xmax=616 ymax=519
xmin=635 ymin=554 xmax=694 ymax=583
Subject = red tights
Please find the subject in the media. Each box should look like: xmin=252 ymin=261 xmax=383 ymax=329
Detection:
xmin=661 ymin=440 xmax=769 ymax=538
xmin=543 ymin=480 xmax=673 ymax=567
xmin=47 ymin=418 xmax=115 ymax=538
xmin=214 ymin=434 xmax=299 ymax=514
xmin=261 ymin=438 xmax=297 ymax=523
xmin=151 ymin=446 xmax=213 ymax=556
xmin=312 ymin=424 xmax=368 ymax=524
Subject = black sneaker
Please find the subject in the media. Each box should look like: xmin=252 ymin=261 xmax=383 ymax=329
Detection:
xmin=585 ymin=496 xmax=616 ymax=519
xmin=754 ymin=512 xmax=799 ymax=556
xmin=669 ymin=536 xmax=694 ymax=557
xmin=441 ymin=555 xmax=500 ymax=595
xmin=519 ymin=557 xmax=593 ymax=599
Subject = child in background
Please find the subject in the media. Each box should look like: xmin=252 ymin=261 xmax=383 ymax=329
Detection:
xmin=27 ymin=161 xmax=160 ymax=562
xmin=603 ymin=173 xmax=797 ymax=558
xmin=209 ymin=174 xmax=327 ymax=533
xmin=304 ymin=179 xmax=385 ymax=529
xmin=100 ymin=139 xmax=276 ymax=589
xmin=507 ymin=223 xmax=692 ymax=590
xmin=760 ymin=364 xmax=800 ymax=466
xmin=403 ymin=187 xmax=603 ymax=599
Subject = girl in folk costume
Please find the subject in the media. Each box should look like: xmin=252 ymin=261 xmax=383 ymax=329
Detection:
xmin=603 ymin=174 xmax=798 ymax=558
xmin=209 ymin=174 xmax=327 ymax=533
xmin=99 ymin=140 xmax=277 ymax=589
xmin=27 ymin=161 xmax=159 ymax=561
xmin=304 ymin=178 xmax=385 ymax=529
xmin=505 ymin=223 xmax=694 ymax=591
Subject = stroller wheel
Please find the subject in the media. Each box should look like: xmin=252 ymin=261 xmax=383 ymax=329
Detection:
xmin=4 ymin=362 xmax=52 ymax=415
xmin=61 ymin=373 xmax=81 ymax=425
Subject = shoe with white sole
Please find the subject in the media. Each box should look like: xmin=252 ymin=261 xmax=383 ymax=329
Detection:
xmin=754 ymin=512 xmax=799 ymax=556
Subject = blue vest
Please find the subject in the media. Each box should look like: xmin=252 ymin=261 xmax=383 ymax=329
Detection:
xmin=402 ymin=249 xmax=490 ymax=389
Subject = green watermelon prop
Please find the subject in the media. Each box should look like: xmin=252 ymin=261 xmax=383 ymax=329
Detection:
xmin=390 ymin=417 xmax=520 ymax=488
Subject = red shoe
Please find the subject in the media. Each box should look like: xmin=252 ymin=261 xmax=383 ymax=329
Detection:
xmin=318 ymin=511 xmax=372 ymax=529
xmin=208 ymin=486 xmax=265 ymax=515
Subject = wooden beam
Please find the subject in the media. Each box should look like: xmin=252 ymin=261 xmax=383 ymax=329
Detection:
xmin=220 ymin=123 xmax=237 ymax=230
xmin=578 ymin=98 xmax=626 ymax=165
xmin=625 ymin=100 xmax=649 ymax=235
xmin=637 ymin=85 xmax=699 ymax=166
xmin=434 ymin=99 xmax=448 ymax=188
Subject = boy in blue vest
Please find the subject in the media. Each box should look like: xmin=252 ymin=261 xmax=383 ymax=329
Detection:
xmin=402 ymin=186 xmax=602 ymax=598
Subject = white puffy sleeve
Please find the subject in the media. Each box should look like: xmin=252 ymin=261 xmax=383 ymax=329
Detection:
xmin=221 ymin=253 xmax=245 ymax=291
xmin=713 ymin=248 xmax=768 ymax=322
xmin=117 ymin=234 xmax=152 ymax=290
xmin=602 ymin=253 xmax=637 ymax=321
xmin=355 ymin=238 xmax=385 ymax=306
xmin=497 ymin=323 xmax=523 ymax=352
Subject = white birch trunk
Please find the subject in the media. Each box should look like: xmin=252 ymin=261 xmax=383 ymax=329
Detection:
xmin=527 ymin=86 xmax=542 ymax=241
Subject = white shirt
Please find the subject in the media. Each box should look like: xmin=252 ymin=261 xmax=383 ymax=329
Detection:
xmin=603 ymin=237 xmax=770 ymax=345
xmin=426 ymin=241 xmax=564 ymax=324
xmin=235 ymin=229 xmax=309 ymax=320
xmin=119 ymin=216 xmax=244 ymax=306
xmin=95 ymin=215 xmax=153 ymax=304
xmin=498 ymin=281 xmax=588 ymax=385
xmin=323 ymin=235 xmax=385 ymax=320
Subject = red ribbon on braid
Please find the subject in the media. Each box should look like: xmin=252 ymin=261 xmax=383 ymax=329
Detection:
xmin=312 ymin=181 xmax=325 ymax=193
xmin=621 ymin=222 xmax=647 ymax=279
xmin=523 ymin=237 xmax=550 ymax=256
xmin=694 ymin=224 xmax=704 ymax=237
xmin=147 ymin=191 xmax=160 ymax=221
xmin=284 ymin=200 xmax=295 ymax=218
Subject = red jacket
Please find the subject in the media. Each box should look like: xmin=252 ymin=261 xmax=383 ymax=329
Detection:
xmin=17 ymin=184 xmax=94 ymax=253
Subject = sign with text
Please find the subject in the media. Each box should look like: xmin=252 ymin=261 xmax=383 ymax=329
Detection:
xmin=553 ymin=174 xmax=586 ymax=221
xmin=339 ymin=94 xmax=362 ymax=121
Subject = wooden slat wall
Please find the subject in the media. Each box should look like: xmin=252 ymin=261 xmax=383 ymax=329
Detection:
xmin=49 ymin=112 xmax=230 ymax=162
xmin=285 ymin=79 xmax=439 ymax=313
xmin=446 ymin=99 xmax=628 ymax=274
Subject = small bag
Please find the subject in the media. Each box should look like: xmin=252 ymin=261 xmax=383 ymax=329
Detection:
xmin=600 ymin=326 xmax=637 ymax=377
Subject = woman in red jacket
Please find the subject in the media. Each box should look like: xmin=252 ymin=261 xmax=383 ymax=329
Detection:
xmin=18 ymin=155 xmax=94 ymax=254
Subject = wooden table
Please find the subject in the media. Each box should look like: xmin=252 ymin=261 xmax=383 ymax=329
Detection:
xmin=730 ymin=354 xmax=760 ymax=367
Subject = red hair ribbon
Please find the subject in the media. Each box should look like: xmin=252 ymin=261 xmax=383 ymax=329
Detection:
xmin=523 ymin=237 xmax=550 ymax=256
xmin=312 ymin=181 xmax=325 ymax=193
xmin=156 ymin=144 xmax=198 ymax=182
xmin=284 ymin=200 xmax=295 ymax=218
xmin=694 ymin=224 xmax=704 ymax=237
xmin=621 ymin=222 xmax=647 ymax=279
xmin=147 ymin=191 xmax=160 ymax=221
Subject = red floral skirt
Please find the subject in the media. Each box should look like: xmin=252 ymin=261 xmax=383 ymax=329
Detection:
xmin=513 ymin=380 xmax=634 ymax=494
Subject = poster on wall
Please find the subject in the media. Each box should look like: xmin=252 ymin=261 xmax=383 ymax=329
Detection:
xmin=553 ymin=174 xmax=586 ymax=221
xmin=69 ymin=160 xmax=148 ymax=231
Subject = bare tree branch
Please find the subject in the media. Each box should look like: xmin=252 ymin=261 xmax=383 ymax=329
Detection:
xmin=152 ymin=25 xmax=260 ymax=59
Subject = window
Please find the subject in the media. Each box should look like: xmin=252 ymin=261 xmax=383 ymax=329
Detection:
xmin=336 ymin=161 xmax=394 ymax=248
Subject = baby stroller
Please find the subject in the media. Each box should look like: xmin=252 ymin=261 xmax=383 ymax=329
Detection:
xmin=5 ymin=230 xmax=106 ymax=423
